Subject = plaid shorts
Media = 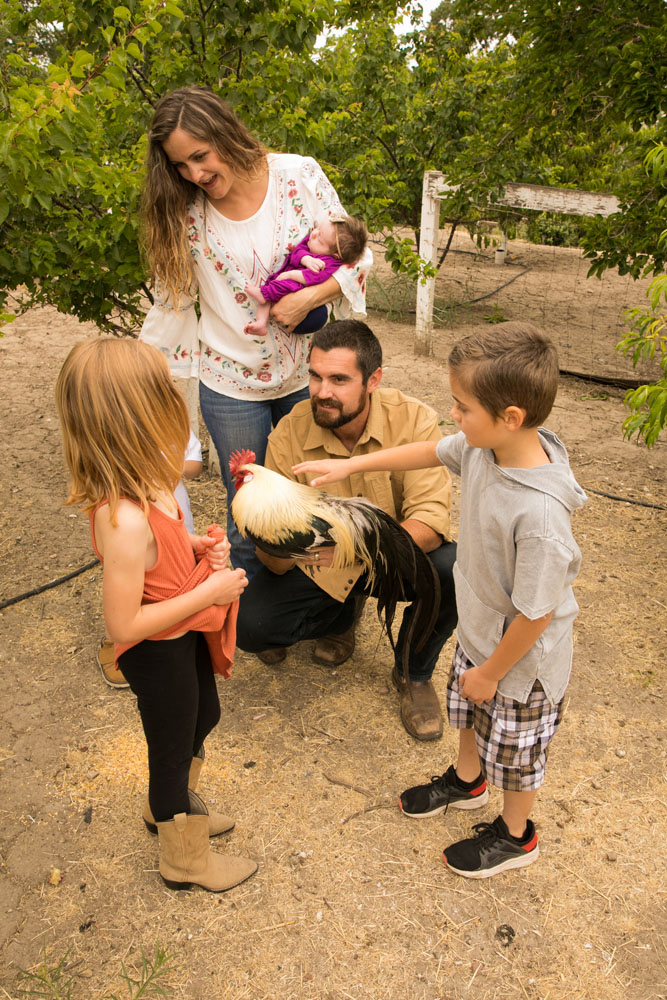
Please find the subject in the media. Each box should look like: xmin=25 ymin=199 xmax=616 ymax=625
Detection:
xmin=446 ymin=645 xmax=564 ymax=792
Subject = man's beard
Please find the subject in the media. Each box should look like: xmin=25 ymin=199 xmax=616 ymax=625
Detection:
xmin=311 ymin=391 xmax=367 ymax=429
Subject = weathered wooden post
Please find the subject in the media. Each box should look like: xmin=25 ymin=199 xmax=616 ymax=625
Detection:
xmin=415 ymin=171 xmax=444 ymax=357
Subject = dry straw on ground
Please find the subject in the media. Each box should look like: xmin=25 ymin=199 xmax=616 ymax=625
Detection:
xmin=0 ymin=291 xmax=665 ymax=999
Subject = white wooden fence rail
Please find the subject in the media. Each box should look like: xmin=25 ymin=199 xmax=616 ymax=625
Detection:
xmin=415 ymin=171 xmax=621 ymax=356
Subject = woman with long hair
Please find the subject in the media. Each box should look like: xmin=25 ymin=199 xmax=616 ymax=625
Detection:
xmin=140 ymin=86 xmax=371 ymax=574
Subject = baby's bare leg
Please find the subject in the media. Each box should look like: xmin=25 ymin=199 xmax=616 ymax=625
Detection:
xmin=244 ymin=300 xmax=271 ymax=336
xmin=246 ymin=282 xmax=267 ymax=305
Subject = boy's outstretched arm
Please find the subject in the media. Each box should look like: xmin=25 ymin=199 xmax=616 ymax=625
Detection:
xmin=293 ymin=441 xmax=440 ymax=487
xmin=460 ymin=611 xmax=553 ymax=705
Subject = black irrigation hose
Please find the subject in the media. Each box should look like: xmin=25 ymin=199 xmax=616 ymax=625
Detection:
xmin=0 ymin=558 xmax=100 ymax=611
xmin=582 ymin=487 xmax=666 ymax=511
xmin=371 ymin=266 xmax=531 ymax=318
xmin=459 ymin=267 xmax=531 ymax=305
xmin=2 ymin=482 xmax=664 ymax=611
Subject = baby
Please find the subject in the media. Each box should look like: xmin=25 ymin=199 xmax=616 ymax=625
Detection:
xmin=244 ymin=216 xmax=368 ymax=336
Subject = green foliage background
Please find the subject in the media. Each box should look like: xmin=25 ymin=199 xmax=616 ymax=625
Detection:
xmin=0 ymin=0 xmax=665 ymax=441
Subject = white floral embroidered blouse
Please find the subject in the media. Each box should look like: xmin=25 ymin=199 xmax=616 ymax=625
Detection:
xmin=139 ymin=153 xmax=372 ymax=399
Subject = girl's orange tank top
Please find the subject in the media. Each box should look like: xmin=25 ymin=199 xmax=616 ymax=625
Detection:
xmin=89 ymin=502 xmax=237 ymax=678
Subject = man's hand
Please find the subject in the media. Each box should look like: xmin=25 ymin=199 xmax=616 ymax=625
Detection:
xmin=302 ymin=255 xmax=325 ymax=273
xmin=299 ymin=545 xmax=336 ymax=568
xmin=459 ymin=664 xmax=498 ymax=706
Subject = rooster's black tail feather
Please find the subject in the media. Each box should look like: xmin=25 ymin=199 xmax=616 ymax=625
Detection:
xmin=348 ymin=501 xmax=441 ymax=658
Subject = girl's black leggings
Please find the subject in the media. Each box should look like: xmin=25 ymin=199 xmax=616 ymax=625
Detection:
xmin=119 ymin=631 xmax=221 ymax=822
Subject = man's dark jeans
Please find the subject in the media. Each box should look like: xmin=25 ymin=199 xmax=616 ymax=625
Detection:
xmin=236 ymin=541 xmax=457 ymax=681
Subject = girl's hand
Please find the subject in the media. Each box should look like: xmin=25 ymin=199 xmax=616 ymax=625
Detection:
xmin=205 ymin=567 xmax=248 ymax=605
xmin=207 ymin=537 xmax=231 ymax=571
xmin=292 ymin=458 xmax=352 ymax=487
xmin=192 ymin=525 xmax=231 ymax=569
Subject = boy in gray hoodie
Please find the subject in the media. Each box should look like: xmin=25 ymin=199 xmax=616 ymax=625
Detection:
xmin=294 ymin=322 xmax=586 ymax=878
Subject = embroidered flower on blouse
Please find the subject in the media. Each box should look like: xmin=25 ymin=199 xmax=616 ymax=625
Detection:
xmin=256 ymin=370 xmax=272 ymax=383
xmin=214 ymin=260 xmax=224 ymax=271
xmin=235 ymin=291 xmax=247 ymax=303
xmin=288 ymin=188 xmax=297 ymax=198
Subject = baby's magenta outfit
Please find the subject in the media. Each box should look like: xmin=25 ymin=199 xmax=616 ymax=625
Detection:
xmin=259 ymin=233 xmax=341 ymax=302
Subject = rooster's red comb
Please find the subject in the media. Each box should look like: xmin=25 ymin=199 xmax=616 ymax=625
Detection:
xmin=229 ymin=449 xmax=256 ymax=475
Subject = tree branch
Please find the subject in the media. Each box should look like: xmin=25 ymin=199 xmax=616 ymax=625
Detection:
xmin=438 ymin=218 xmax=461 ymax=267
xmin=374 ymin=133 xmax=401 ymax=172
xmin=127 ymin=64 xmax=154 ymax=106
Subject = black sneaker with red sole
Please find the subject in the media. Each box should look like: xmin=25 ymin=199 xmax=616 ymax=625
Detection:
xmin=443 ymin=815 xmax=539 ymax=878
xmin=399 ymin=765 xmax=489 ymax=818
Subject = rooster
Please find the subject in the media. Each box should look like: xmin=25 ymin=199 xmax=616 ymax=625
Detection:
xmin=228 ymin=449 xmax=441 ymax=671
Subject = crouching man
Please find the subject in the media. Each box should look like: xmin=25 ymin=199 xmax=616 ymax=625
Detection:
xmin=235 ymin=320 xmax=457 ymax=741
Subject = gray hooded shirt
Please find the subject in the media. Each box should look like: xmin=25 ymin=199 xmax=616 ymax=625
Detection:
xmin=436 ymin=428 xmax=586 ymax=704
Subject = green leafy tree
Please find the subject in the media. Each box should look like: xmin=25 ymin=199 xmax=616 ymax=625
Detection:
xmin=0 ymin=0 xmax=401 ymax=332
xmin=428 ymin=0 xmax=667 ymax=443
xmin=443 ymin=0 xmax=667 ymax=278
xmin=616 ymin=145 xmax=667 ymax=446
xmin=1 ymin=0 xmax=664 ymax=351
xmin=301 ymin=5 xmax=515 ymax=274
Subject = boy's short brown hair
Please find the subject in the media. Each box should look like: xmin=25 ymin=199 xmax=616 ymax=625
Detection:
xmin=331 ymin=216 xmax=368 ymax=265
xmin=448 ymin=322 xmax=559 ymax=428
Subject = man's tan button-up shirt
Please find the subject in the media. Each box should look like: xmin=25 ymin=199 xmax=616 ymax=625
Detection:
xmin=264 ymin=387 xmax=452 ymax=601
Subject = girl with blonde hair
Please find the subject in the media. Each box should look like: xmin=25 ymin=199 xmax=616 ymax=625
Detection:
xmin=56 ymin=338 xmax=256 ymax=892
xmin=139 ymin=86 xmax=371 ymax=575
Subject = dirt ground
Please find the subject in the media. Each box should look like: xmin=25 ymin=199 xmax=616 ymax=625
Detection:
xmin=0 ymin=247 xmax=666 ymax=1000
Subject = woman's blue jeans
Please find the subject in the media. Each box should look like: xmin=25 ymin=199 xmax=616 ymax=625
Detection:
xmin=199 ymin=381 xmax=310 ymax=578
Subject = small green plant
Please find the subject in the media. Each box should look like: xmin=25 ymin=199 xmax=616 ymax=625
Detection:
xmin=383 ymin=234 xmax=438 ymax=283
xmin=15 ymin=948 xmax=76 ymax=999
xmin=524 ymin=212 xmax=585 ymax=247
xmin=580 ymin=390 xmax=610 ymax=401
xmin=366 ymin=269 xmax=416 ymax=321
xmin=15 ymin=945 xmax=176 ymax=1000
xmin=484 ymin=304 xmax=507 ymax=324
xmin=617 ymin=273 xmax=667 ymax=447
